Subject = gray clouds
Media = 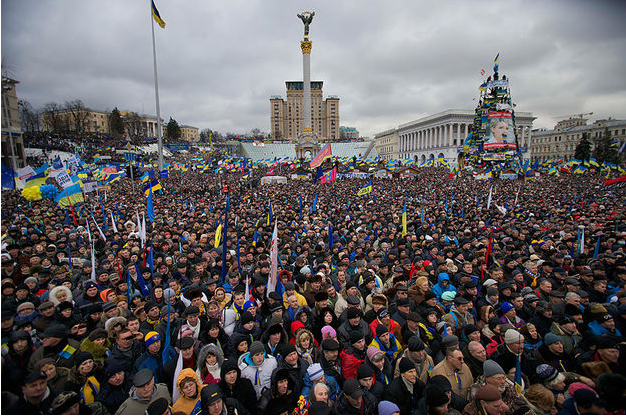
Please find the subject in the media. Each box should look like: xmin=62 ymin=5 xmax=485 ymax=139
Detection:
xmin=2 ymin=0 xmax=625 ymax=137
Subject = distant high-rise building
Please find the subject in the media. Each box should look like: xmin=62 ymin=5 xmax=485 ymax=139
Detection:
xmin=270 ymin=81 xmax=339 ymax=141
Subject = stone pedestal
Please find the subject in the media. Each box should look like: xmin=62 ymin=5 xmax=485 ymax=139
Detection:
xmin=295 ymin=36 xmax=320 ymax=160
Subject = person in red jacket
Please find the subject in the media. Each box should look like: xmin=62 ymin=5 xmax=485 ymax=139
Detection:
xmin=368 ymin=308 xmax=399 ymax=338
xmin=340 ymin=330 xmax=366 ymax=380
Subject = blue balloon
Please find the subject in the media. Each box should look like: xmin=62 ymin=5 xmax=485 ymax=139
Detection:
xmin=40 ymin=184 xmax=59 ymax=200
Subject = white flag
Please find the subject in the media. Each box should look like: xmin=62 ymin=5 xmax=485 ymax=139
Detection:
xmin=487 ymin=185 xmax=493 ymax=209
xmin=141 ymin=213 xmax=146 ymax=247
xmin=91 ymin=215 xmax=107 ymax=242
xmin=580 ymin=228 xmax=585 ymax=254
xmin=171 ymin=352 xmax=184 ymax=403
xmin=111 ymin=212 xmax=118 ymax=234
xmin=267 ymin=221 xmax=278 ymax=296
xmin=86 ymin=218 xmax=92 ymax=243
xmin=90 ymin=242 xmax=96 ymax=281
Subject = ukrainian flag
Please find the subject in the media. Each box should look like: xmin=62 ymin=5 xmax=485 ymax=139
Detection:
xmin=143 ymin=177 xmax=162 ymax=196
xmin=357 ymin=179 xmax=372 ymax=196
xmin=152 ymin=0 xmax=166 ymax=28
xmin=55 ymin=183 xmax=84 ymax=207
xmin=402 ymin=199 xmax=407 ymax=237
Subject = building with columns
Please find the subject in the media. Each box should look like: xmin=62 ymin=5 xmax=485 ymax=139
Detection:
xmin=180 ymin=125 xmax=199 ymax=142
xmin=373 ymin=128 xmax=399 ymax=161
xmin=397 ymin=109 xmax=535 ymax=165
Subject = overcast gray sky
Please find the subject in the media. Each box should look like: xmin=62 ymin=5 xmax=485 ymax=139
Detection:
xmin=2 ymin=0 xmax=626 ymax=138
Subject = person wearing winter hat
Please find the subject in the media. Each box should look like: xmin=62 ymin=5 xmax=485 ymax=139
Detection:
xmin=490 ymin=328 xmax=539 ymax=380
xmin=95 ymin=361 xmax=130 ymax=413
xmin=424 ymin=384 xmax=451 ymax=414
xmin=27 ymin=323 xmax=80 ymax=371
xmin=535 ymin=332 xmax=574 ymax=371
xmin=468 ymin=359 xmax=529 ymax=414
xmin=79 ymin=328 xmax=111 ymax=365
xmin=431 ymin=347 xmax=473 ymax=398
xmin=238 ymin=339 xmax=277 ymax=399
xmin=331 ymin=377 xmax=377 ymax=415
xmin=116 ymin=368 xmax=172 ymax=415
xmin=133 ymin=331 xmax=175 ymax=385
xmin=393 ymin=335 xmax=433 ymax=383
xmin=500 ymin=301 xmax=525 ymax=329
xmin=384 ymin=356 xmax=426 ymax=414
xmin=49 ymin=391 xmax=90 ymax=414
xmin=463 ymin=384 xmax=510 ymax=415
xmin=64 ymin=351 xmax=102 ymax=404
xmin=377 ymin=399 xmax=400 ymax=415
xmin=355 ymin=362 xmax=384 ymax=401
xmin=559 ymin=388 xmax=607 ymax=415
xmin=340 ymin=329 xmax=366 ymax=380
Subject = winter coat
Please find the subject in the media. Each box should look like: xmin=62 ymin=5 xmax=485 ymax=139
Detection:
xmin=106 ymin=340 xmax=145 ymax=373
xmin=132 ymin=345 xmax=176 ymax=384
xmin=273 ymin=353 xmax=309 ymax=394
xmin=368 ymin=333 xmax=402 ymax=363
xmin=48 ymin=285 xmax=73 ymax=306
xmin=300 ymin=370 xmax=341 ymax=401
xmin=257 ymin=367 xmax=299 ymax=414
xmin=238 ymin=351 xmax=278 ymax=399
xmin=2 ymin=331 xmax=36 ymax=395
xmin=95 ymin=377 xmax=131 ymax=414
xmin=393 ymin=349 xmax=434 ymax=383
xmin=337 ymin=319 xmax=373 ymax=350
xmin=63 ymin=361 xmax=104 ymax=404
xmin=218 ymin=360 xmax=258 ymax=414
xmin=79 ymin=336 xmax=111 ymax=365
xmin=115 ymin=383 xmax=171 ymax=414
xmin=490 ymin=342 xmax=538 ymax=378
xmin=4 ymin=386 xmax=61 ymax=415
xmin=172 ymin=368 xmax=205 ymax=415
xmin=196 ymin=343 xmax=224 ymax=384
xmin=27 ymin=337 xmax=80 ymax=371
xmin=549 ymin=322 xmax=583 ymax=356
xmin=384 ymin=376 xmax=426 ymax=414
xmin=340 ymin=345 xmax=366 ymax=380
xmin=331 ymin=390 xmax=378 ymax=415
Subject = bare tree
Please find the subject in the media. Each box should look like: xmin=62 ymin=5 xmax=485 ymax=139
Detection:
xmin=123 ymin=111 xmax=147 ymax=141
xmin=64 ymin=99 xmax=89 ymax=134
xmin=18 ymin=100 xmax=40 ymax=132
xmin=41 ymin=102 xmax=65 ymax=133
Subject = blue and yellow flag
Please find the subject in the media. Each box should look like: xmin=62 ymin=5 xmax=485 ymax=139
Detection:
xmin=214 ymin=223 xmax=222 ymax=248
xmin=267 ymin=199 xmax=273 ymax=226
xmin=357 ymin=179 xmax=372 ymax=196
xmin=151 ymin=0 xmax=166 ymax=28
xmin=143 ymin=177 xmax=162 ymax=196
xmin=402 ymin=199 xmax=407 ymax=237
xmin=55 ymin=183 xmax=84 ymax=207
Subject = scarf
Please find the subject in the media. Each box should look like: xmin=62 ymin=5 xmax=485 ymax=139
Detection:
xmin=145 ymin=316 xmax=162 ymax=328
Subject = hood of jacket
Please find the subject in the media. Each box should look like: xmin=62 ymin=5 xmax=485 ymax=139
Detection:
xmin=197 ymin=343 xmax=225 ymax=371
xmin=49 ymin=285 xmax=73 ymax=305
xmin=176 ymin=367 xmax=202 ymax=399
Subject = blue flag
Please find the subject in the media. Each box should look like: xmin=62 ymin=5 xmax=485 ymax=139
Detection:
xmin=299 ymin=195 xmax=303 ymax=219
xmin=133 ymin=261 xmax=150 ymax=297
xmin=221 ymin=213 xmax=228 ymax=283
xmin=314 ymin=166 xmax=324 ymax=183
xmin=310 ymin=194 xmax=318 ymax=213
xmin=147 ymin=186 xmax=155 ymax=223
xmin=593 ymin=235 xmax=601 ymax=260
xmin=236 ymin=222 xmax=241 ymax=277
xmin=147 ymin=245 xmax=154 ymax=275
xmin=126 ymin=271 xmax=133 ymax=299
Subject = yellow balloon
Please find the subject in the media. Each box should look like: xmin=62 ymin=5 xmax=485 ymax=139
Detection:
xmin=22 ymin=186 xmax=43 ymax=201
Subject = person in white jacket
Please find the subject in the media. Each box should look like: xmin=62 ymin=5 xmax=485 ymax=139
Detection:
xmin=238 ymin=340 xmax=277 ymax=399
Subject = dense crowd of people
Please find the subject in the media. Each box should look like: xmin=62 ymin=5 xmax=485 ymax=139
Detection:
xmin=2 ymin=158 xmax=626 ymax=415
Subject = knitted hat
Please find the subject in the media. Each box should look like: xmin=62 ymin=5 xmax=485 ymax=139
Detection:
xmin=307 ymin=363 xmax=324 ymax=381
xmin=42 ymin=324 xmax=67 ymax=339
xmin=425 ymin=384 xmax=449 ymax=408
xmin=483 ymin=359 xmax=505 ymax=377
xmin=408 ymin=336 xmax=425 ymax=352
xmin=75 ymin=351 xmax=93 ymax=367
xmin=375 ymin=323 xmax=388 ymax=337
xmin=536 ymin=364 xmax=559 ymax=383
xmin=144 ymin=331 xmax=161 ymax=348
xmin=399 ymin=357 xmax=415 ymax=374
xmin=356 ymin=363 xmax=373 ymax=380
xmin=347 ymin=307 xmax=362 ymax=320
xmin=249 ymin=341 xmax=265 ymax=357
xmin=321 ymin=338 xmax=340 ymax=351
xmin=598 ymin=314 xmax=613 ymax=323
xmin=240 ymin=311 xmax=254 ymax=324
xmin=105 ymin=361 xmax=126 ymax=379
xmin=321 ymin=325 xmax=336 ymax=339
xmin=501 ymin=302 xmax=515 ymax=314
xmin=366 ymin=346 xmax=383 ymax=362
xmin=378 ymin=400 xmax=400 ymax=415
xmin=544 ymin=333 xmax=561 ymax=346
xmin=146 ymin=398 xmax=171 ymax=415
xmin=281 ymin=343 xmax=297 ymax=357
xmin=504 ymin=329 xmax=524 ymax=344
xmin=350 ymin=330 xmax=364 ymax=344
xmin=441 ymin=291 xmax=456 ymax=301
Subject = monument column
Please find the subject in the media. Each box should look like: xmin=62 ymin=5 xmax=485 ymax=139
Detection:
xmin=301 ymin=39 xmax=312 ymax=134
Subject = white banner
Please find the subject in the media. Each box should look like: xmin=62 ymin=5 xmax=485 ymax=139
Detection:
xmin=83 ymin=182 xmax=99 ymax=193
xmin=16 ymin=165 xmax=36 ymax=181
xmin=56 ymin=170 xmax=74 ymax=189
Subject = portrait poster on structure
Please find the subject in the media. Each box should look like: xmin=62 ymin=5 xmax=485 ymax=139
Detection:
xmin=482 ymin=111 xmax=517 ymax=160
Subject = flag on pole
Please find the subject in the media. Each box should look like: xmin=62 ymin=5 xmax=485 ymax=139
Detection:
xmin=310 ymin=143 xmax=332 ymax=169
xmin=90 ymin=242 xmax=96 ymax=281
xmin=267 ymin=221 xmax=278 ymax=296
xmin=486 ymin=185 xmax=493 ymax=209
xmin=593 ymin=235 xmax=601 ymax=259
xmin=267 ymin=199 xmax=273 ymax=226
xmin=485 ymin=227 xmax=494 ymax=265
xmin=147 ymin=186 xmax=155 ymax=223
xmin=299 ymin=195 xmax=303 ymax=219
xmin=514 ymin=355 xmax=523 ymax=393
xmin=328 ymin=222 xmax=333 ymax=249
xmin=221 ymin=212 xmax=228 ymax=283
xmin=151 ymin=0 xmax=166 ymax=28
xmin=97 ymin=189 xmax=107 ymax=230
xmin=214 ymin=223 xmax=222 ymax=248
xmin=110 ymin=212 xmax=118 ymax=233
xmin=133 ymin=261 xmax=150 ymax=297
xmin=357 ymin=179 xmax=372 ymax=196
xmin=310 ymin=194 xmax=318 ymax=213
xmin=402 ymin=199 xmax=407 ymax=238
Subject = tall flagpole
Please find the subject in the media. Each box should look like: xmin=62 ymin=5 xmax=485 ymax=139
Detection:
xmin=150 ymin=0 xmax=164 ymax=172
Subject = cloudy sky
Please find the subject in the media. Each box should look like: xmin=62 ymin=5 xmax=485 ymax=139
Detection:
xmin=2 ymin=0 xmax=626 ymax=138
